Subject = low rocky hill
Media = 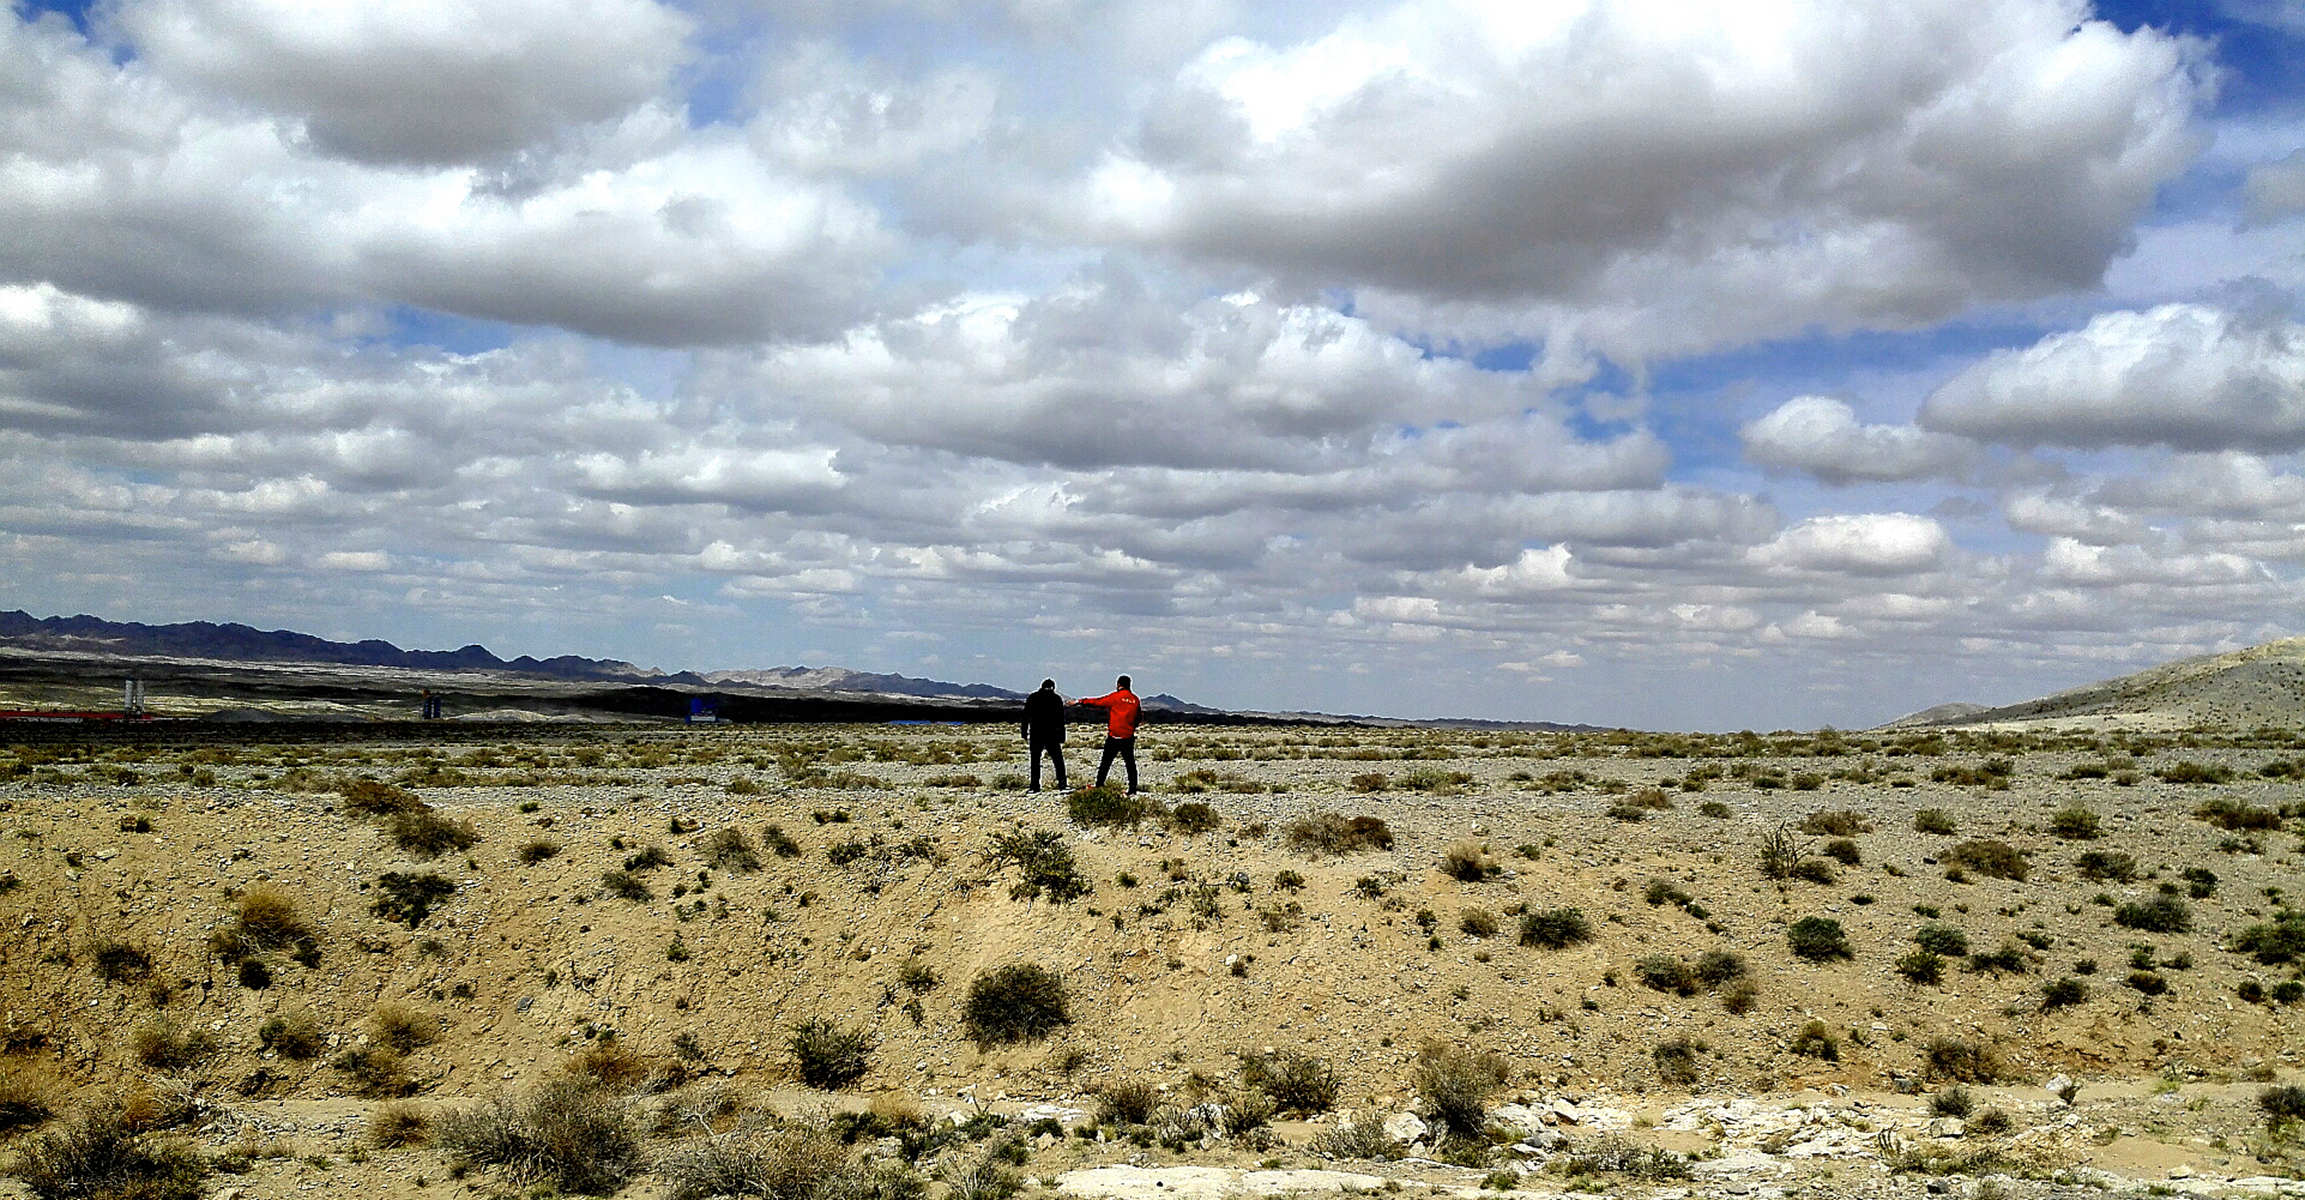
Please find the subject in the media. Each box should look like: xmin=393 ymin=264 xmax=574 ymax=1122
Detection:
xmin=1888 ymin=638 xmax=2305 ymax=730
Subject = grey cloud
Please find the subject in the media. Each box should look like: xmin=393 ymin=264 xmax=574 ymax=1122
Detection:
xmin=1919 ymin=304 xmax=2305 ymax=451
xmin=0 ymin=22 xmax=893 ymax=345
xmin=2243 ymin=150 xmax=2305 ymax=225
xmin=1742 ymin=396 xmax=1973 ymax=484
xmin=118 ymin=0 xmax=693 ymax=165
xmin=738 ymin=277 xmax=1547 ymax=471
xmin=1079 ymin=0 xmax=2206 ymax=355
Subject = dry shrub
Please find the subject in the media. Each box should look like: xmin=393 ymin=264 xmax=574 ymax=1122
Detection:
xmin=367 ymin=1100 xmax=431 ymax=1148
xmin=130 ymin=1019 xmax=218 ymax=1071
xmin=1168 ymin=801 xmax=1222 ymax=835
xmin=1238 ymin=1049 xmax=1338 ymax=1115
xmin=564 ymin=1037 xmax=654 ymax=1091
xmin=658 ymin=1114 xmax=917 ymax=1200
xmin=1094 ymin=1079 xmax=1161 ymax=1126
xmin=1941 ymin=840 xmax=2028 ymax=881
xmin=1651 ymin=1036 xmax=1705 ymax=1085
xmin=0 ymin=1059 xmax=58 ymax=1133
xmin=1556 ymin=1133 xmax=1690 ymax=1180
xmin=1411 ymin=1040 xmax=1508 ymax=1138
xmin=436 ymin=1078 xmax=641 ymax=1196
xmin=256 ymin=1010 xmax=325 ymax=1060
xmin=1519 ymin=907 xmax=1592 ymax=949
xmin=1439 ymin=840 xmax=1497 ymax=882
xmin=1798 ymin=810 xmax=1871 ymax=836
xmin=702 ymin=829 xmax=761 ymax=872
xmin=1788 ymin=1021 xmax=1840 ymax=1061
xmin=1786 ymin=916 xmax=1851 ymax=961
xmin=1913 ymin=808 xmax=1957 ymax=835
xmin=788 ymin=1021 xmax=872 ymax=1090
xmin=333 ymin=1046 xmax=417 ymax=1098
xmin=1283 ymin=812 xmax=1394 ymax=855
xmin=87 ymin=937 xmax=153 ymax=984
xmin=367 ymin=1002 xmax=441 ymax=1054
xmin=1922 ymin=1036 xmax=2004 ymax=1083
xmin=2196 ymin=797 xmax=2280 ymax=830
xmin=2113 ymin=894 xmax=2191 ymax=934
xmin=215 ymin=884 xmax=314 ymax=957
xmin=1635 ymin=954 xmax=1699 ymax=996
xmin=371 ymin=871 xmax=457 ymax=927
xmin=1065 ymin=785 xmax=1165 ymax=829
xmin=10 ymin=1101 xmax=209 ymax=1200
xmin=385 ymin=808 xmax=479 ymax=858
xmin=961 ymin=964 xmax=1071 ymax=1047
xmin=1309 ymin=1111 xmax=1399 ymax=1160
xmin=337 ymin=777 xmax=426 ymax=818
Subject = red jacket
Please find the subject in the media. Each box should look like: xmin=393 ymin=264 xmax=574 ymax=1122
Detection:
xmin=1079 ymin=689 xmax=1141 ymax=738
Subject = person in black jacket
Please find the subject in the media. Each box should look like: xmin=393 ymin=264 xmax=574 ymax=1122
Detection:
xmin=1021 ymin=678 xmax=1068 ymax=792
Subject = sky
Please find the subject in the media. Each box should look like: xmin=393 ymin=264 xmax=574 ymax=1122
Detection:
xmin=2 ymin=0 xmax=2302 ymax=730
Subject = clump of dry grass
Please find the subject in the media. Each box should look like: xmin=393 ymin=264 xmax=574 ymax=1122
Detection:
xmin=1439 ymin=840 xmax=1498 ymax=882
xmin=367 ymin=1002 xmax=441 ymax=1054
xmin=367 ymin=1101 xmax=432 ymax=1148
xmin=1283 ymin=812 xmax=1394 ymax=855
xmin=436 ymin=1078 xmax=641 ymax=1195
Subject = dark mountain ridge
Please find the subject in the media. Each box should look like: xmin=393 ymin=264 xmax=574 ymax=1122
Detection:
xmin=0 ymin=610 xmax=675 ymax=682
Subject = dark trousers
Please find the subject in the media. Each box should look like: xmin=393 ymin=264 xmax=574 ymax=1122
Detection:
xmin=1096 ymin=736 xmax=1137 ymax=792
xmin=1029 ymin=742 xmax=1066 ymax=791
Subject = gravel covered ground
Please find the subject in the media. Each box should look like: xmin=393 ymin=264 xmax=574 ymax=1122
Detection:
xmin=1 ymin=720 xmax=2301 ymax=1198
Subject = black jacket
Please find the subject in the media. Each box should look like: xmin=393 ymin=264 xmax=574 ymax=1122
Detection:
xmin=1022 ymin=687 xmax=1066 ymax=745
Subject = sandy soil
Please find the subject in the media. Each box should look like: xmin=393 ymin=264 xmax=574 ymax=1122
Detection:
xmin=1 ymin=721 xmax=2301 ymax=1198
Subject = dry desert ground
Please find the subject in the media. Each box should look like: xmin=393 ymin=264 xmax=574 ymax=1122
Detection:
xmin=1 ymin=720 xmax=2302 ymax=1200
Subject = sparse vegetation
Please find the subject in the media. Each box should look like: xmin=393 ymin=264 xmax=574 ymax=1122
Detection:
xmin=2113 ymin=894 xmax=2191 ymax=933
xmin=368 ymin=1002 xmax=442 ymax=1054
xmin=961 ymin=964 xmax=1071 ymax=1046
xmin=1411 ymin=1040 xmax=1509 ymax=1137
xmin=1239 ymin=1049 xmax=1338 ymax=1115
xmin=1788 ymin=1020 xmax=1839 ymax=1061
xmin=1787 ymin=916 xmax=1852 ymax=961
xmin=1651 ymin=1035 xmax=1705 ymax=1085
xmin=1066 ymin=785 xmax=1164 ymax=828
xmin=385 ymin=807 xmax=480 ymax=857
xmin=788 ymin=1020 xmax=872 ymax=1090
xmin=436 ymin=1078 xmax=641 ymax=1195
xmin=702 ymin=828 xmax=762 ymax=872
xmin=10 ymin=1102 xmax=210 ymax=1200
xmin=986 ymin=828 xmax=1091 ymax=902
xmin=1283 ymin=812 xmax=1394 ymax=854
xmin=372 ymin=870 xmax=457 ymax=927
xmin=130 ymin=1018 xmax=218 ymax=1070
xmin=1519 ymin=907 xmax=1593 ymax=949
xmin=1923 ymin=1036 xmax=2004 ymax=1083
xmin=1439 ymin=840 xmax=1498 ymax=881
xmin=1941 ymin=839 xmax=2028 ymax=881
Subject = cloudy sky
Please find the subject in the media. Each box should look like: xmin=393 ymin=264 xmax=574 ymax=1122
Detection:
xmin=4 ymin=0 xmax=2302 ymax=729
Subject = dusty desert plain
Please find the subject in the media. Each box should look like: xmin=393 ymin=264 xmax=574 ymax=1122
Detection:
xmin=1 ymin=715 xmax=2302 ymax=1200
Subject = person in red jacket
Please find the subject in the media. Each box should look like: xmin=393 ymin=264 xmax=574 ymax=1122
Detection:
xmin=1077 ymin=674 xmax=1142 ymax=794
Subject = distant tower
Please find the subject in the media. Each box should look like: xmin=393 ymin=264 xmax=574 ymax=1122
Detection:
xmin=122 ymin=678 xmax=146 ymax=717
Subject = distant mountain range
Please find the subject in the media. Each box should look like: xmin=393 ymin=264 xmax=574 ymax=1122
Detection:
xmin=0 ymin=610 xmax=1216 ymax=711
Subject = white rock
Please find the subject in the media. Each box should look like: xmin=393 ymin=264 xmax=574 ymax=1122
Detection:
xmin=1382 ymin=1112 xmax=1427 ymax=1143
